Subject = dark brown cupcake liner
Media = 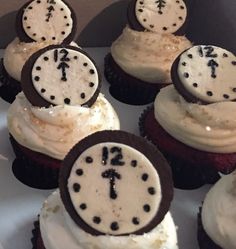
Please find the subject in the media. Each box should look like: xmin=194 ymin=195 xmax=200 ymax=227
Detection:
xmin=139 ymin=106 xmax=220 ymax=189
xmin=104 ymin=53 xmax=168 ymax=105
xmin=31 ymin=219 xmax=46 ymax=249
xmin=10 ymin=135 xmax=61 ymax=190
xmin=197 ymin=208 xmax=222 ymax=249
xmin=0 ymin=58 xmax=22 ymax=103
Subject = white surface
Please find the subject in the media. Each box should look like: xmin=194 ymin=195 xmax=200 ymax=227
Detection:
xmin=0 ymin=48 xmax=210 ymax=249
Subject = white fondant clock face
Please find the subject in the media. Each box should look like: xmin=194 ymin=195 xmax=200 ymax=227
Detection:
xmin=67 ymin=142 xmax=162 ymax=235
xmin=177 ymin=45 xmax=236 ymax=103
xmin=135 ymin=0 xmax=187 ymax=33
xmin=31 ymin=47 xmax=99 ymax=106
xmin=22 ymin=0 xmax=73 ymax=42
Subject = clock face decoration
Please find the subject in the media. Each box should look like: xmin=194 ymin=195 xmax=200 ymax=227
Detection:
xmin=171 ymin=45 xmax=236 ymax=104
xmin=21 ymin=45 xmax=101 ymax=108
xmin=127 ymin=0 xmax=188 ymax=35
xmin=16 ymin=0 xmax=76 ymax=43
xmin=59 ymin=131 xmax=173 ymax=236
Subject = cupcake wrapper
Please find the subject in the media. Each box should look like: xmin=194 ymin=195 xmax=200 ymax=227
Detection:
xmin=197 ymin=208 xmax=222 ymax=249
xmin=104 ymin=53 xmax=168 ymax=105
xmin=31 ymin=220 xmax=46 ymax=249
xmin=0 ymin=59 xmax=21 ymax=103
xmin=139 ymin=106 xmax=220 ymax=190
xmin=10 ymin=135 xmax=60 ymax=190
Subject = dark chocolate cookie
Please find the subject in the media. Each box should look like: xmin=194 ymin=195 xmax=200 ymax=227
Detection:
xmin=127 ymin=0 xmax=188 ymax=35
xmin=171 ymin=45 xmax=236 ymax=104
xmin=21 ymin=45 xmax=101 ymax=108
xmin=59 ymin=130 xmax=173 ymax=236
xmin=16 ymin=0 xmax=77 ymax=44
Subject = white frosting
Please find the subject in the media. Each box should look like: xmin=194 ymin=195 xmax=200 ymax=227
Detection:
xmin=3 ymin=38 xmax=78 ymax=81
xmin=22 ymin=0 xmax=73 ymax=43
xmin=135 ymin=0 xmax=187 ymax=33
xmin=177 ymin=45 xmax=236 ymax=103
xmin=202 ymin=171 xmax=236 ymax=249
xmin=111 ymin=26 xmax=191 ymax=83
xmin=7 ymin=92 xmax=120 ymax=160
xmin=40 ymin=190 xmax=178 ymax=249
xmin=68 ymin=143 xmax=161 ymax=235
xmin=31 ymin=47 xmax=99 ymax=106
xmin=154 ymin=85 xmax=236 ymax=153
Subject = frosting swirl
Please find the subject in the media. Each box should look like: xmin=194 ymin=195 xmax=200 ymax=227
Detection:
xmin=7 ymin=93 xmax=120 ymax=160
xmin=154 ymin=85 xmax=236 ymax=153
xmin=111 ymin=26 xmax=191 ymax=83
xmin=40 ymin=191 xmax=178 ymax=249
xmin=202 ymin=171 xmax=236 ymax=249
xmin=3 ymin=38 xmax=78 ymax=82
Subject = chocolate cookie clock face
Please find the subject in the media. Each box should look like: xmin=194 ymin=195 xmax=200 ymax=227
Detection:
xmin=16 ymin=0 xmax=76 ymax=43
xmin=21 ymin=45 xmax=101 ymax=107
xmin=60 ymin=131 xmax=173 ymax=236
xmin=127 ymin=0 xmax=188 ymax=35
xmin=171 ymin=45 xmax=236 ymax=104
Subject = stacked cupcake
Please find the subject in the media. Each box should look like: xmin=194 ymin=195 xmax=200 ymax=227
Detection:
xmin=8 ymin=45 xmax=120 ymax=189
xmin=140 ymin=45 xmax=236 ymax=189
xmin=32 ymin=130 xmax=178 ymax=249
xmin=104 ymin=0 xmax=192 ymax=105
xmin=0 ymin=0 xmax=78 ymax=103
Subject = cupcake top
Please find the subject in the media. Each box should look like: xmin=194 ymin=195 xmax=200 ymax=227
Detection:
xmin=8 ymin=45 xmax=120 ymax=160
xmin=110 ymin=0 xmax=192 ymax=84
xmin=39 ymin=131 xmax=177 ymax=249
xmin=3 ymin=0 xmax=78 ymax=81
xmin=154 ymin=45 xmax=236 ymax=154
xmin=201 ymin=171 xmax=236 ymax=249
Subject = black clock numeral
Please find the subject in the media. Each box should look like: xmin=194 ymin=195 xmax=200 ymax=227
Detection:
xmin=47 ymin=0 xmax=56 ymax=4
xmin=204 ymin=46 xmax=217 ymax=58
xmin=102 ymin=146 xmax=125 ymax=166
xmin=60 ymin=49 xmax=70 ymax=62
xmin=207 ymin=59 xmax=219 ymax=78
xmin=102 ymin=169 xmax=121 ymax=199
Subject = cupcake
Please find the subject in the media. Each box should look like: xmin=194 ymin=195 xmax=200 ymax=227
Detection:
xmin=104 ymin=0 xmax=192 ymax=105
xmin=32 ymin=130 xmax=177 ymax=249
xmin=198 ymin=170 xmax=236 ymax=249
xmin=140 ymin=45 xmax=236 ymax=189
xmin=0 ymin=0 xmax=77 ymax=103
xmin=8 ymin=45 xmax=120 ymax=189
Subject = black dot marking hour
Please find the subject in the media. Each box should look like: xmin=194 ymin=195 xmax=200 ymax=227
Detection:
xmin=207 ymin=91 xmax=213 ymax=96
xmin=73 ymin=183 xmax=81 ymax=192
xmin=182 ymin=62 xmax=186 ymax=66
xmin=50 ymin=95 xmax=55 ymax=100
xmin=150 ymin=25 xmax=154 ymax=28
xmin=83 ymin=63 xmax=88 ymax=67
xmin=158 ymin=11 xmax=163 ymax=14
xmin=76 ymin=169 xmax=83 ymax=176
xmin=142 ymin=173 xmax=149 ymax=181
xmin=138 ymin=9 xmax=143 ymax=12
xmin=176 ymin=0 xmax=180 ymax=3
xmin=132 ymin=217 xmax=140 ymax=225
xmin=41 ymin=88 xmax=46 ymax=93
xmin=143 ymin=18 xmax=147 ymax=22
xmin=180 ymin=5 xmax=185 ymax=9
xmin=28 ymin=6 xmax=33 ymax=9
xmin=90 ymin=69 xmax=95 ymax=74
xmin=80 ymin=203 xmax=87 ymax=210
xmin=148 ymin=187 xmax=156 ymax=195
xmin=66 ymin=23 xmax=70 ymax=26
xmin=110 ymin=222 xmax=119 ymax=231
xmin=162 ymin=27 xmax=168 ymax=31
xmin=27 ymin=26 xmax=31 ymax=29
xmin=223 ymin=94 xmax=229 ymax=99
xmin=223 ymin=53 xmax=228 ymax=57
xmin=60 ymin=8 xmax=64 ymax=11
xmin=86 ymin=156 xmax=93 ymax=163
xmin=89 ymin=82 xmax=95 ymax=87
xmin=173 ymin=23 xmax=177 ymax=26
xmin=143 ymin=204 xmax=151 ymax=212
xmin=44 ymin=57 xmax=49 ymax=61
xmin=139 ymin=1 xmax=144 ymax=4
xmin=184 ymin=72 xmax=189 ymax=78
xmin=131 ymin=160 xmax=137 ymax=167
xmin=74 ymin=56 xmax=78 ymax=60
xmin=193 ymin=83 xmax=198 ymax=88
xmin=232 ymin=61 xmax=236 ymax=65
xmin=52 ymin=37 xmax=56 ymax=40
xmin=93 ymin=216 xmax=101 ymax=224
xmin=188 ymin=54 xmax=193 ymax=59
xmin=64 ymin=98 xmax=71 ymax=105
xmin=33 ymin=33 xmax=36 ymax=36
xmin=179 ymin=16 xmax=183 ymax=20
xmin=36 ymin=66 xmax=41 ymax=71
xmin=41 ymin=37 xmax=46 ymax=41
xmin=34 ymin=76 xmax=40 ymax=81
xmin=233 ymin=88 xmax=236 ymax=92
xmin=61 ymin=31 xmax=65 ymax=35
xmin=24 ymin=17 xmax=27 ymax=20
xmin=81 ymin=93 xmax=85 ymax=99
xmin=37 ymin=0 xmax=41 ymax=3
